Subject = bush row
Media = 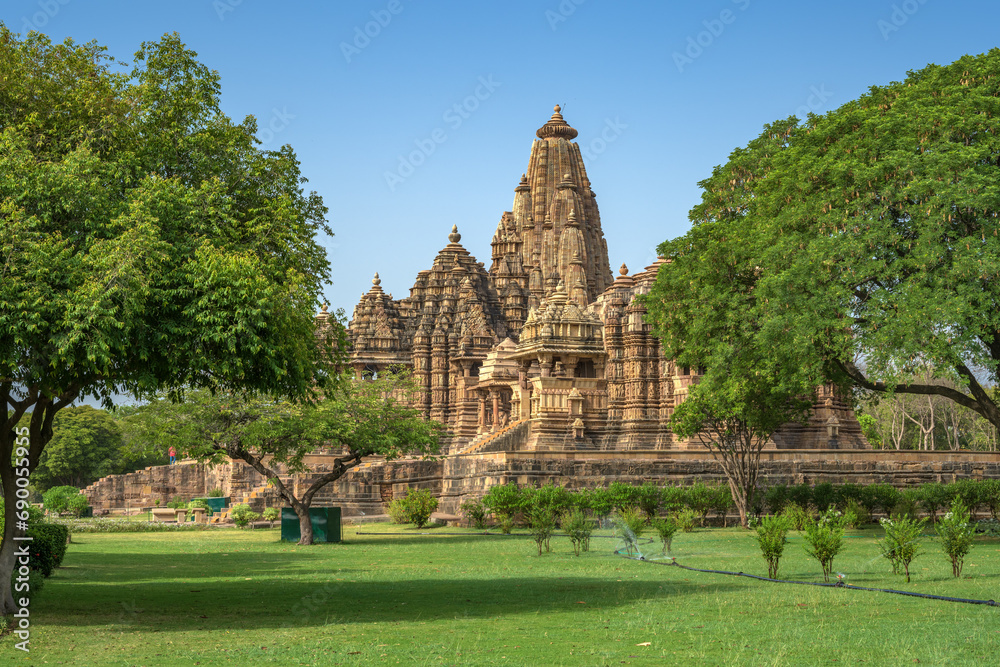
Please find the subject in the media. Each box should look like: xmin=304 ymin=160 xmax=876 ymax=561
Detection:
xmin=462 ymin=479 xmax=1000 ymax=529
xmin=1 ymin=502 xmax=70 ymax=596
xmin=48 ymin=517 xmax=211 ymax=533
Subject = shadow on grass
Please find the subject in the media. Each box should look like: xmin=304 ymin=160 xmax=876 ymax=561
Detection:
xmin=35 ymin=572 xmax=743 ymax=630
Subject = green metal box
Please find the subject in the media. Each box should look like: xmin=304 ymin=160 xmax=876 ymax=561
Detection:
xmin=281 ymin=507 xmax=342 ymax=543
xmin=201 ymin=497 xmax=229 ymax=514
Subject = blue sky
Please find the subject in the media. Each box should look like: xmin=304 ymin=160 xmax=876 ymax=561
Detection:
xmin=6 ymin=0 xmax=999 ymax=316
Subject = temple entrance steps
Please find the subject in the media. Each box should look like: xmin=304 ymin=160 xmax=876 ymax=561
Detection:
xmin=211 ymin=473 xmax=293 ymax=523
xmin=455 ymin=419 xmax=531 ymax=455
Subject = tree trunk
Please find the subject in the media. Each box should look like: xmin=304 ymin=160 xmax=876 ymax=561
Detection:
xmin=295 ymin=503 xmax=314 ymax=546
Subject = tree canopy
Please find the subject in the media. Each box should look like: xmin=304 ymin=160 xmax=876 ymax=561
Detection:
xmin=0 ymin=27 xmax=339 ymax=612
xmin=123 ymin=370 xmax=445 ymax=544
xmin=31 ymin=406 xmax=129 ymax=491
xmin=643 ymin=48 xmax=1000 ymax=434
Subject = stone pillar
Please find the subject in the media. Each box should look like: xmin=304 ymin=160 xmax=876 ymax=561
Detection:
xmin=478 ymin=393 xmax=486 ymax=433
xmin=491 ymin=389 xmax=500 ymax=432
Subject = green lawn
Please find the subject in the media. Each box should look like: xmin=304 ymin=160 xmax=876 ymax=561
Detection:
xmin=4 ymin=523 xmax=1000 ymax=665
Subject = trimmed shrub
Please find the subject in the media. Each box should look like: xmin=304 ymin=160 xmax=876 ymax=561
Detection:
xmin=812 ymin=483 xmax=835 ymax=514
xmin=893 ymin=488 xmax=921 ymax=520
xmin=482 ymin=483 xmax=526 ymax=524
xmin=877 ymin=514 xmax=926 ymax=582
xmin=400 ymin=488 xmax=438 ymax=529
xmin=755 ymin=514 xmax=791 ymax=579
xmin=834 ymin=483 xmax=864 ymax=510
xmin=870 ymin=484 xmax=901 ymax=517
xmin=787 ymin=484 xmax=812 ymax=511
xmin=661 ymin=485 xmax=686 ymax=513
xmin=460 ymin=499 xmax=489 ymax=529
xmin=26 ymin=522 xmax=70 ymax=577
xmin=229 ymin=503 xmax=260 ymax=529
xmin=562 ymin=508 xmax=594 ymax=556
xmin=674 ymin=507 xmax=697 ymax=533
xmin=207 ymin=488 xmax=225 ymax=497
xmin=764 ymin=484 xmax=791 ymax=515
xmin=636 ymin=483 xmax=663 ymax=522
xmin=802 ymin=508 xmax=846 ymax=582
xmin=616 ymin=507 xmax=646 ymax=556
xmin=607 ymin=482 xmax=641 ymax=513
xmin=386 ymin=498 xmax=409 ymax=524
xmin=936 ymin=499 xmax=976 ymax=577
xmin=952 ymin=480 xmax=985 ymax=519
xmin=710 ymin=485 xmax=734 ymax=527
xmin=527 ymin=482 xmax=573 ymax=519
xmin=49 ymin=517 xmax=208 ymax=533
xmin=780 ymin=502 xmax=811 ymax=531
xmin=842 ymin=498 xmax=868 ymax=528
xmin=919 ymin=482 xmax=950 ymax=523
xmin=528 ymin=508 xmax=556 ymax=555
xmin=262 ymin=507 xmax=279 ymax=527
xmin=651 ymin=515 xmax=678 ymax=555
xmin=984 ymin=479 xmax=1000 ymax=521
xmin=685 ymin=482 xmax=715 ymax=526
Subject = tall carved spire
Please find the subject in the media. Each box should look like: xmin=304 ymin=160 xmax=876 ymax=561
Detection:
xmin=495 ymin=105 xmax=613 ymax=304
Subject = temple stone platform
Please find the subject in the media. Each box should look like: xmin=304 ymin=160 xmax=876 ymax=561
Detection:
xmin=84 ymin=448 xmax=1000 ymax=517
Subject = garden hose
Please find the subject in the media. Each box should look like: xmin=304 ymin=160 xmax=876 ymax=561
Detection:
xmin=621 ymin=554 xmax=998 ymax=607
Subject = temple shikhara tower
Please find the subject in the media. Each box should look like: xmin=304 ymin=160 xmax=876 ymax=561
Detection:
xmin=82 ymin=107 xmax=876 ymax=516
xmin=347 ymin=106 xmax=865 ymax=456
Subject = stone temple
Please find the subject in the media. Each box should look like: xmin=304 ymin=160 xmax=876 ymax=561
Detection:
xmin=89 ymin=106 xmax=894 ymax=516
xmin=346 ymin=106 xmax=865 ymax=456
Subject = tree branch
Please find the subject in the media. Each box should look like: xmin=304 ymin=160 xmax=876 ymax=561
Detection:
xmin=837 ymin=359 xmax=991 ymax=421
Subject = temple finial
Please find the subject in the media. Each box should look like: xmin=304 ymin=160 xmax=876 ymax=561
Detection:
xmin=619 ymin=263 xmax=628 ymax=276
xmin=536 ymin=104 xmax=578 ymax=140
xmin=372 ymin=272 xmax=381 ymax=287
xmin=448 ymin=225 xmax=461 ymax=244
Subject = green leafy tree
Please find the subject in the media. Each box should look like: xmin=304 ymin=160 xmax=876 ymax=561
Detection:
xmin=30 ymin=406 xmax=124 ymax=491
xmin=42 ymin=486 xmax=82 ymax=515
xmin=122 ymin=370 xmax=443 ymax=545
xmin=668 ymin=374 xmax=810 ymax=529
xmin=643 ymin=50 xmax=1000 ymax=472
xmin=0 ymin=29 xmax=337 ymax=613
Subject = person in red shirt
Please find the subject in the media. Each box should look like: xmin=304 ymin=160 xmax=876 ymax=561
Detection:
xmin=168 ymin=446 xmax=176 ymax=465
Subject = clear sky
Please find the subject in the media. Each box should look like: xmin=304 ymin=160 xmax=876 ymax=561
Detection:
xmin=6 ymin=0 xmax=999 ymax=317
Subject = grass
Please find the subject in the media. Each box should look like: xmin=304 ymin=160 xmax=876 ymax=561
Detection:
xmin=3 ymin=522 xmax=1000 ymax=665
